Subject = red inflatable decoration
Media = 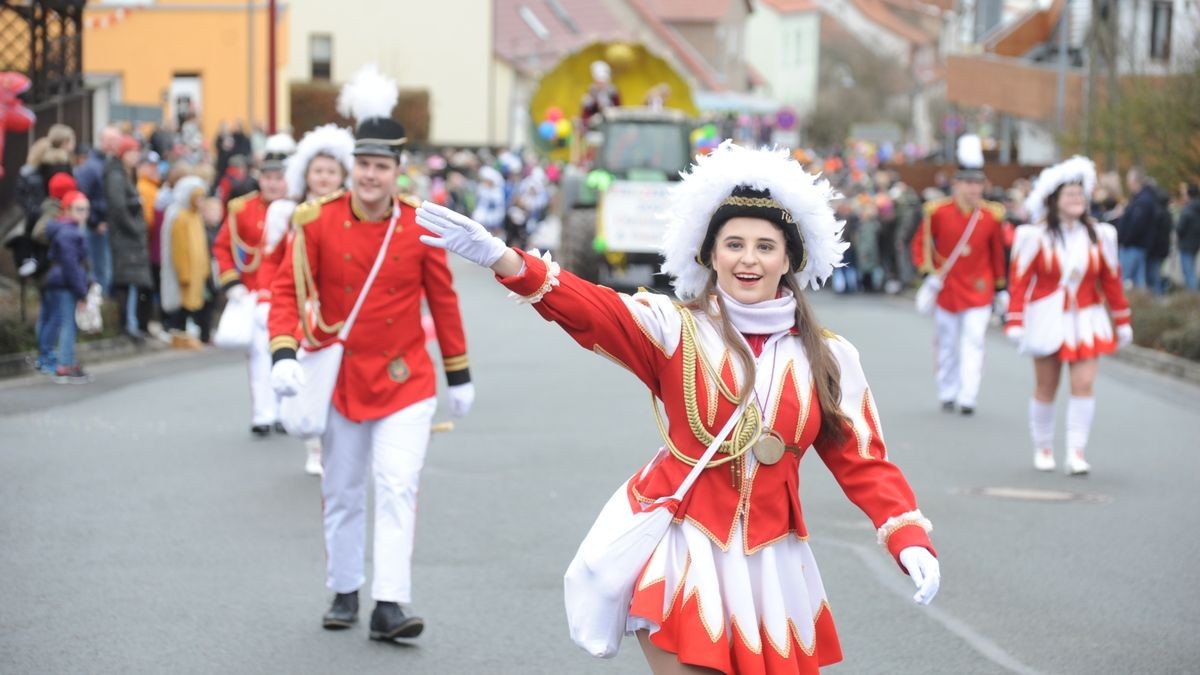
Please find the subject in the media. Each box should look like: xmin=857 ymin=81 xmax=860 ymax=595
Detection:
xmin=0 ymin=72 xmax=36 ymax=179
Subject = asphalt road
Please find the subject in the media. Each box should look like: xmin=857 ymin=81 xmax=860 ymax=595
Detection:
xmin=2 ymin=258 xmax=1198 ymax=674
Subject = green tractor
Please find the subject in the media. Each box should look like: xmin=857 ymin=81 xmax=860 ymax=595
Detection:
xmin=557 ymin=108 xmax=694 ymax=291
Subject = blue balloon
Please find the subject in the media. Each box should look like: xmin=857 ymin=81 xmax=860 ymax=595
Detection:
xmin=538 ymin=120 xmax=557 ymax=141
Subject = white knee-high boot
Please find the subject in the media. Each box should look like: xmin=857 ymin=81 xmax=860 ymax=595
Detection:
xmin=1030 ymin=398 xmax=1056 ymax=471
xmin=1065 ymin=396 xmax=1095 ymax=475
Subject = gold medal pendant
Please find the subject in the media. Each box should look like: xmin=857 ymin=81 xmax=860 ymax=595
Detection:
xmin=753 ymin=429 xmax=786 ymax=465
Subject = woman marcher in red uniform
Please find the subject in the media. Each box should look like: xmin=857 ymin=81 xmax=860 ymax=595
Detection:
xmin=1005 ymin=156 xmax=1132 ymax=475
xmin=262 ymin=123 xmax=355 ymax=475
xmin=417 ymin=142 xmax=940 ymax=674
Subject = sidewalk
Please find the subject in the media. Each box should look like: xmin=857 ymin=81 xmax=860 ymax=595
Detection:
xmin=0 ymin=334 xmax=172 ymax=380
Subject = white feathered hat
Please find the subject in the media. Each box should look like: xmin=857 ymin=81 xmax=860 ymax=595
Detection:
xmin=337 ymin=63 xmax=405 ymax=158
xmin=1024 ymin=155 xmax=1097 ymax=224
xmin=284 ymin=123 xmax=355 ymax=200
xmin=660 ymin=141 xmax=847 ymax=300
xmin=955 ymin=133 xmax=985 ymax=180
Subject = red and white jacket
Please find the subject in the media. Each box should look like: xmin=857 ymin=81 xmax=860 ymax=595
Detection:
xmin=213 ymin=191 xmax=271 ymax=299
xmin=911 ymin=198 xmax=1007 ymax=313
xmin=268 ymin=191 xmax=471 ymax=422
xmin=498 ymin=249 xmax=935 ymax=565
xmin=1006 ymin=221 xmax=1131 ymax=359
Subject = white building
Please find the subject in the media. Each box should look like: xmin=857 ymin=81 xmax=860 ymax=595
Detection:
xmin=744 ymin=0 xmax=820 ymax=115
xmin=285 ymin=0 xmax=495 ymax=145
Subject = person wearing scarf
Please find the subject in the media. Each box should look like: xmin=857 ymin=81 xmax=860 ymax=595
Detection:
xmin=417 ymin=142 xmax=939 ymax=674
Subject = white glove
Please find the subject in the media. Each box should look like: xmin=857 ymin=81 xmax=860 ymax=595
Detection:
xmin=265 ymin=199 xmax=296 ymax=252
xmin=1005 ymin=325 xmax=1024 ymax=345
xmin=271 ymin=359 xmax=304 ymax=397
xmin=1116 ymin=324 xmax=1133 ymax=348
xmin=254 ymin=301 xmax=270 ymax=329
xmin=227 ymin=284 xmax=249 ymax=302
xmin=416 ymin=201 xmax=509 ymax=268
xmin=993 ymin=290 xmax=1010 ymax=316
xmin=898 ymin=546 xmax=940 ymax=606
xmin=447 ymin=382 xmax=475 ymax=418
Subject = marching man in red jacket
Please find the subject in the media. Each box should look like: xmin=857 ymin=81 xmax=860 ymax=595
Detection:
xmin=911 ymin=135 xmax=1008 ymax=415
xmin=268 ymin=65 xmax=473 ymax=642
xmin=213 ymin=133 xmax=295 ymax=435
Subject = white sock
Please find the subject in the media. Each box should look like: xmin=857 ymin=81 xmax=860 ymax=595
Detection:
xmin=1066 ymin=396 xmax=1096 ymax=452
xmin=1029 ymin=399 xmax=1055 ymax=450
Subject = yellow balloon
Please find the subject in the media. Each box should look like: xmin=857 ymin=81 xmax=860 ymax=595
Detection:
xmin=555 ymin=118 xmax=572 ymax=138
xmin=605 ymin=43 xmax=636 ymax=70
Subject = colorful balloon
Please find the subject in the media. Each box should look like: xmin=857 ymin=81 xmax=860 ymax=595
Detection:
xmin=538 ymin=120 xmax=557 ymax=141
xmin=545 ymin=106 xmax=564 ymax=123
xmin=555 ymin=118 xmax=572 ymax=139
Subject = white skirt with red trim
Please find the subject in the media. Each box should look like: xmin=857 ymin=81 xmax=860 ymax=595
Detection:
xmin=1026 ymin=303 xmax=1117 ymax=362
xmin=627 ymin=519 xmax=842 ymax=675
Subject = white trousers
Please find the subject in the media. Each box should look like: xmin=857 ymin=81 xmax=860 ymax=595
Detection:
xmin=322 ymin=397 xmax=436 ymax=603
xmin=934 ymin=305 xmax=991 ymax=408
xmin=248 ymin=315 xmax=280 ymax=426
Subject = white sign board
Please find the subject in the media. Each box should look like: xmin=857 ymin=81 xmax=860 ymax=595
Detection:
xmin=600 ymin=181 xmax=673 ymax=254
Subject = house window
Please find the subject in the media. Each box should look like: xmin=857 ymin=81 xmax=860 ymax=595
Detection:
xmin=1150 ymin=1 xmax=1172 ymax=61
xmin=311 ymin=34 xmax=332 ymax=80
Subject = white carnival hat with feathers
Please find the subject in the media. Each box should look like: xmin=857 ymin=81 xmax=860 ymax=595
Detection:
xmin=661 ymin=141 xmax=847 ymax=300
xmin=284 ymin=123 xmax=355 ymax=200
xmin=261 ymin=133 xmax=296 ymax=171
xmin=956 ymin=134 xmax=984 ymax=171
xmin=1024 ymin=155 xmax=1097 ymax=224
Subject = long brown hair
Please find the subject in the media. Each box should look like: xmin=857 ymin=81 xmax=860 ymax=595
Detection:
xmin=685 ymin=271 xmax=849 ymax=446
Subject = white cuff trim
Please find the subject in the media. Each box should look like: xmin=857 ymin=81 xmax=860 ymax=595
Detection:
xmin=876 ymin=509 xmax=933 ymax=547
xmin=507 ymin=249 xmax=560 ymax=305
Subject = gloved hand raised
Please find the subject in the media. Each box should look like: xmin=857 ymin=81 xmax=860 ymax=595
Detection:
xmin=271 ymin=359 xmax=305 ymax=397
xmin=898 ymin=546 xmax=940 ymax=606
xmin=416 ymin=202 xmax=509 ymax=268
xmin=447 ymin=383 xmax=475 ymax=418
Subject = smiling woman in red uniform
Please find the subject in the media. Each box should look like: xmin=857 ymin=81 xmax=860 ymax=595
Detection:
xmin=418 ymin=142 xmax=939 ymax=674
xmin=267 ymin=64 xmax=473 ymax=642
xmin=1005 ymin=156 xmax=1132 ymax=475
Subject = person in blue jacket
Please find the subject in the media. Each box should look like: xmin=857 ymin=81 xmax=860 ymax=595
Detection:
xmin=42 ymin=190 xmax=94 ymax=383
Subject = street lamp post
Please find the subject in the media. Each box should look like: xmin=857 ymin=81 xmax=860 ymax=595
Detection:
xmin=268 ymin=0 xmax=277 ymax=134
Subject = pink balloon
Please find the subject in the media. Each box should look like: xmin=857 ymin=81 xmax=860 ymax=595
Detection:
xmin=546 ymin=106 xmax=564 ymax=123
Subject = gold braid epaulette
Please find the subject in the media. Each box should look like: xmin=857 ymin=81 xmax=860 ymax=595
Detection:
xmin=398 ymin=194 xmax=422 ymax=209
xmin=651 ymin=309 xmax=761 ymax=469
xmin=983 ymin=199 xmax=1006 ymax=221
xmin=290 ymin=191 xmax=346 ymax=346
xmin=228 ymin=191 xmax=262 ymax=274
xmin=923 ymin=197 xmax=952 ymax=217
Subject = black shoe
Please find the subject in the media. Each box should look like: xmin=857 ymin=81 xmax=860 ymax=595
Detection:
xmin=273 ymin=422 xmax=287 ymax=435
xmin=941 ymin=400 xmax=956 ymax=413
xmin=959 ymin=406 xmax=975 ymax=416
xmin=250 ymin=425 xmax=271 ymax=437
xmin=369 ymin=601 xmax=424 ymax=640
xmin=322 ymin=591 xmax=359 ymax=629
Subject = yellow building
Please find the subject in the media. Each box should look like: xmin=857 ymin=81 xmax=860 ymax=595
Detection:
xmin=83 ymin=0 xmax=290 ymax=142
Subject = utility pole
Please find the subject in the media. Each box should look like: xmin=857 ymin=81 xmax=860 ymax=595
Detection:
xmin=268 ymin=0 xmax=277 ymax=134
xmin=1054 ymin=0 xmax=1070 ymax=161
xmin=247 ymin=0 xmax=255 ymax=126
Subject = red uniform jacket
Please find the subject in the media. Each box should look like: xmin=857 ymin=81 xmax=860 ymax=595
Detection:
xmin=1005 ymin=222 xmax=1131 ymax=330
xmin=911 ymin=198 xmax=1007 ymax=313
xmin=499 ymin=249 xmax=934 ymax=565
xmin=213 ymin=191 xmax=269 ymax=294
xmin=268 ymin=191 xmax=470 ymax=422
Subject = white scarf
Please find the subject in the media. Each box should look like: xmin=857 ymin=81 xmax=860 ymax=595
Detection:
xmin=715 ymin=285 xmax=797 ymax=335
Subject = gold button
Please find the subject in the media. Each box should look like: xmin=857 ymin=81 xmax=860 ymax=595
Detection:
xmin=343 ymin=221 xmax=351 ymax=229
xmin=385 ymin=318 xmax=393 ymax=325
xmin=383 ymin=350 xmax=390 ymax=357
xmin=391 ymin=256 xmax=399 ymax=262
xmin=345 ymin=285 xmax=353 ymax=293
xmin=343 ymin=253 xmax=352 ymax=261
xmin=388 ymin=287 xmax=396 ymax=294
xmin=346 ymin=349 xmax=353 ymax=356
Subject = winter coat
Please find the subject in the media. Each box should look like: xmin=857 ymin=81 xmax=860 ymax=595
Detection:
xmin=1149 ymin=192 xmax=1173 ymax=260
xmin=74 ymin=149 xmax=108 ymax=230
xmin=1118 ymin=186 xmax=1159 ymax=250
xmin=159 ymin=176 xmax=207 ymax=313
xmin=44 ymin=219 xmax=91 ymax=299
xmin=103 ymin=157 xmax=153 ymax=288
xmin=1176 ymin=198 xmax=1200 ymax=254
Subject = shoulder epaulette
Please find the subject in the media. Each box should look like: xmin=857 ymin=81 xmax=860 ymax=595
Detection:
xmin=821 ymin=328 xmax=840 ymax=340
xmin=923 ymin=197 xmax=952 ymax=217
xmin=983 ymin=200 xmax=1006 ymax=220
xmin=398 ymin=194 xmax=422 ymax=209
xmin=228 ymin=190 xmax=258 ymax=217
xmin=291 ymin=189 xmax=344 ymax=227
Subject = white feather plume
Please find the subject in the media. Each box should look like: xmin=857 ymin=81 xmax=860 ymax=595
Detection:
xmin=336 ymin=63 xmax=399 ymax=121
xmin=1023 ymin=155 xmax=1097 ymax=224
xmin=264 ymin=133 xmax=296 ymax=156
xmin=284 ymin=124 xmax=356 ymax=200
xmin=956 ymin=134 xmax=984 ymax=170
xmin=660 ymin=141 xmax=848 ymax=300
